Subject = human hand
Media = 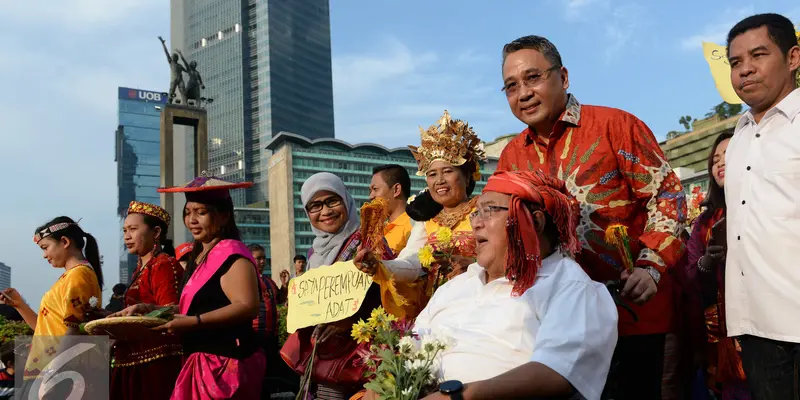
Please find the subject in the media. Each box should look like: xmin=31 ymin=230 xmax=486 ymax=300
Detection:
xmin=280 ymin=270 xmax=290 ymax=286
xmin=421 ymin=393 xmax=448 ymax=400
xmin=108 ymin=303 xmax=154 ymax=318
xmin=311 ymin=322 xmax=348 ymax=344
xmin=354 ymin=245 xmax=379 ymax=276
xmin=0 ymin=288 xmax=24 ymax=308
xmin=700 ymin=245 xmax=726 ymax=271
xmin=151 ymin=315 xmax=197 ymax=335
xmin=362 ymin=389 xmax=380 ymax=400
xmin=620 ymin=268 xmax=657 ymax=304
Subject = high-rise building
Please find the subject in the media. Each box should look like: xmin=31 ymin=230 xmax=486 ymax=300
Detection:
xmin=170 ymin=0 xmax=336 ymax=206
xmin=0 ymin=262 xmax=10 ymax=291
xmin=265 ymin=132 xmax=498 ymax=277
xmin=115 ymin=87 xmax=169 ymax=283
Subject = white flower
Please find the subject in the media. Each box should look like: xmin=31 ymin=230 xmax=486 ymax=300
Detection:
xmin=404 ymin=358 xmax=426 ymax=371
xmin=401 ymin=387 xmax=414 ymax=397
xmin=88 ymin=296 xmax=98 ymax=308
xmin=398 ymin=335 xmax=420 ymax=355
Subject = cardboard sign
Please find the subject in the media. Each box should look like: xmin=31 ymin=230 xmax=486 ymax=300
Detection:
xmin=702 ymin=42 xmax=744 ymax=105
xmin=285 ymin=261 xmax=373 ymax=333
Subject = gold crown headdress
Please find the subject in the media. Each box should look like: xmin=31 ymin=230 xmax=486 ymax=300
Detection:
xmin=408 ymin=110 xmax=486 ymax=181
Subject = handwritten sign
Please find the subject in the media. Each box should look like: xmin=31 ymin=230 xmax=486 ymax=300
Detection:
xmin=286 ymin=260 xmax=373 ymax=333
xmin=702 ymin=42 xmax=744 ymax=105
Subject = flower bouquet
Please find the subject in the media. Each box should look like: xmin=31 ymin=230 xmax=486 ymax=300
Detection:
xmin=418 ymin=227 xmax=461 ymax=292
xmin=351 ymin=307 xmax=451 ymax=400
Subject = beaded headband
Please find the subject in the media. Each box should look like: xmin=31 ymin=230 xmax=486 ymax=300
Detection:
xmin=33 ymin=222 xmax=75 ymax=244
xmin=128 ymin=201 xmax=171 ymax=227
xmin=409 ymin=110 xmax=486 ymax=181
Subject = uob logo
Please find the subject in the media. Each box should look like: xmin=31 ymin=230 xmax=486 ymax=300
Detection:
xmin=137 ymin=91 xmax=162 ymax=102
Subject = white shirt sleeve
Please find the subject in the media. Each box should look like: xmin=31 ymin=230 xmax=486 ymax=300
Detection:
xmin=529 ymin=280 xmax=618 ymax=400
xmin=381 ymin=221 xmax=426 ymax=282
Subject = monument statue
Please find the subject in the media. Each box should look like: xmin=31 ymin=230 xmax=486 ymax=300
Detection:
xmin=159 ymin=36 xmax=187 ymax=105
xmin=177 ymin=50 xmax=205 ymax=106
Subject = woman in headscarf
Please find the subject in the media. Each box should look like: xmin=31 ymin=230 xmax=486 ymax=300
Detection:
xmin=115 ymin=176 xmax=265 ymax=399
xmin=354 ymin=110 xmax=486 ymax=320
xmin=686 ymin=132 xmax=751 ymax=400
xmin=0 ymin=217 xmax=103 ymax=392
xmin=109 ymin=201 xmax=184 ymax=400
xmin=284 ymin=172 xmax=393 ymax=400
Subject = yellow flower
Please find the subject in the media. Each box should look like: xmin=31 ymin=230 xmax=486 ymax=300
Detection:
xmin=435 ymin=227 xmax=453 ymax=246
xmin=419 ymin=245 xmax=435 ymax=268
xmin=351 ymin=319 xmax=373 ymax=344
xmin=367 ymin=307 xmax=397 ymax=330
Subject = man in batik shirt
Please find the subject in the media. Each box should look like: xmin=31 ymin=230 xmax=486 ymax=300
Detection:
xmin=496 ymin=35 xmax=686 ymax=400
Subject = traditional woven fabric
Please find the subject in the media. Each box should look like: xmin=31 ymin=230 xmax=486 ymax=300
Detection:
xmin=33 ymin=222 xmax=74 ymax=244
xmin=128 ymin=201 xmax=171 ymax=226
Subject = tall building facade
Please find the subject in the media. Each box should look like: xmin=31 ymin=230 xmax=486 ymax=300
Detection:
xmin=266 ymin=132 xmax=498 ymax=277
xmin=0 ymin=262 xmax=10 ymax=291
xmin=234 ymin=206 xmax=271 ymax=275
xmin=115 ymin=87 xmax=168 ymax=283
xmin=170 ymin=0 xmax=335 ymax=206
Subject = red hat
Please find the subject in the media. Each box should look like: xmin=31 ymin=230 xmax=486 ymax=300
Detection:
xmin=175 ymin=242 xmax=194 ymax=261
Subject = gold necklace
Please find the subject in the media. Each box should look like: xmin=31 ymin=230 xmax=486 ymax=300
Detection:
xmin=433 ymin=197 xmax=477 ymax=229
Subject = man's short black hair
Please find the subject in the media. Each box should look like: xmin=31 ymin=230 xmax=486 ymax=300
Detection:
xmin=0 ymin=341 xmax=14 ymax=367
xmin=112 ymin=283 xmax=127 ymax=296
xmin=293 ymin=254 xmax=307 ymax=263
xmin=247 ymin=243 xmax=265 ymax=253
xmin=372 ymin=164 xmax=411 ymax=199
xmin=727 ymin=13 xmax=798 ymax=56
xmin=502 ymin=35 xmax=563 ymax=68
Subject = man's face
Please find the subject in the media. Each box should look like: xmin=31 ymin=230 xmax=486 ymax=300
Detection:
xmin=369 ymin=173 xmax=395 ymax=201
xmin=252 ymin=250 xmax=267 ymax=272
xmin=294 ymin=259 xmax=306 ymax=275
xmin=729 ymin=26 xmax=800 ymax=114
xmin=502 ymin=49 xmax=569 ymax=131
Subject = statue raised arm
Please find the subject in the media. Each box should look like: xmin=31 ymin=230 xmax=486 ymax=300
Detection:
xmin=159 ymin=36 xmax=187 ymax=104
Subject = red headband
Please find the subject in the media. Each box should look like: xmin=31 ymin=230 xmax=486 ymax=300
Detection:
xmin=483 ymin=170 xmax=581 ymax=296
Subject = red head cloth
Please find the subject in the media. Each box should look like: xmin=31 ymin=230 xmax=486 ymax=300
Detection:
xmin=482 ymin=170 xmax=581 ymax=296
xmin=175 ymin=242 xmax=194 ymax=261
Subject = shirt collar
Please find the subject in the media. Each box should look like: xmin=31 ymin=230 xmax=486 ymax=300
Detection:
xmin=524 ymin=94 xmax=581 ymax=145
xmin=736 ymin=88 xmax=800 ymax=130
xmin=467 ymin=251 xmax=567 ymax=285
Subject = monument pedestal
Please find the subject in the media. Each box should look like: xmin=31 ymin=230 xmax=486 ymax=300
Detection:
xmin=160 ymin=104 xmax=208 ymax=245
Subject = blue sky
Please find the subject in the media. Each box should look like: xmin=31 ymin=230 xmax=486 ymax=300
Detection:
xmin=0 ymin=0 xmax=798 ymax=306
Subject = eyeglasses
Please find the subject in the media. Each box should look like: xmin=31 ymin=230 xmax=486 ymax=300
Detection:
xmin=469 ymin=205 xmax=509 ymax=223
xmin=305 ymin=197 xmax=343 ymax=214
xmin=501 ymin=66 xmax=560 ymax=97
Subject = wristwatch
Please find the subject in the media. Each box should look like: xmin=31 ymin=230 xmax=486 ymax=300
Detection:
xmin=643 ymin=266 xmax=661 ymax=285
xmin=439 ymin=380 xmax=464 ymax=400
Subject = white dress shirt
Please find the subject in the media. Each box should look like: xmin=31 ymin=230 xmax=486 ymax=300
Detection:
xmin=381 ymin=222 xmax=427 ymax=282
xmin=414 ymin=252 xmax=618 ymax=400
xmin=724 ymin=88 xmax=800 ymax=342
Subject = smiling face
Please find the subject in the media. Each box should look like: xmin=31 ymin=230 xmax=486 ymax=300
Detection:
xmin=306 ymin=190 xmax=348 ymax=234
xmin=711 ymin=138 xmax=730 ymax=188
xmin=502 ymin=48 xmax=569 ymax=133
xmin=183 ymin=202 xmax=227 ymax=243
xmin=729 ymin=26 xmax=800 ymax=117
xmin=426 ymin=160 xmax=468 ymax=208
xmin=38 ymin=236 xmax=71 ymax=269
xmin=123 ymin=213 xmax=159 ymax=256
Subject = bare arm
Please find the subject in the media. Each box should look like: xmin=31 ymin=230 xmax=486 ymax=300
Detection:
xmin=1 ymin=289 xmax=38 ymax=329
xmin=176 ymin=50 xmax=190 ymax=68
xmin=16 ymin=302 xmax=38 ymax=330
xmin=198 ymin=257 xmax=260 ymax=326
xmin=160 ymin=38 xmax=171 ymax=62
xmin=462 ymin=362 xmax=573 ymax=400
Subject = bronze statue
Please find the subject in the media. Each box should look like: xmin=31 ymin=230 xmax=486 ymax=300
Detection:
xmin=159 ymin=36 xmax=186 ymax=104
xmin=177 ymin=50 xmax=205 ymax=106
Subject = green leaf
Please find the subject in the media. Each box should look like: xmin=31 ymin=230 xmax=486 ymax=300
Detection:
xmin=145 ymin=306 xmax=175 ymax=319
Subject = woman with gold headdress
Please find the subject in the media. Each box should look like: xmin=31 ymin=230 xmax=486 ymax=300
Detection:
xmin=355 ymin=110 xmax=486 ymax=319
xmin=109 ymin=201 xmax=184 ymax=400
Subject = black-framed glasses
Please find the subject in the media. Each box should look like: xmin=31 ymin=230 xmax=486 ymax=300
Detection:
xmin=305 ymin=197 xmax=343 ymax=214
xmin=469 ymin=205 xmax=509 ymax=222
xmin=501 ymin=65 xmax=560 ymax=97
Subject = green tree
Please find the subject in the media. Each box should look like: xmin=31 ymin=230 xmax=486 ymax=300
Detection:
xmin=706 ymin=102 xmax=743 ymax=120
xmin=678 ymin=115 xmax=694 ymax=131
xmin=0 ymin=316 xmax=33 ymax=344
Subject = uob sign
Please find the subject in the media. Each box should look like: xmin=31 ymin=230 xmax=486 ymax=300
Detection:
xmin=119 ymin=87 xmax=167 ymax=103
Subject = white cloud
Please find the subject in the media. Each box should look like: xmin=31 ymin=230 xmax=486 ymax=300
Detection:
xmin=603 ymin=4 xmax=645 ymax=61
xmin=332 ymin=37 xmax=515 ymax=147
xmin=679 ymin=6 xmax=755 ymax=50
xmin=1 ymin=0 xmax=162 ymax=32
xmin=564 ymin=0 xmax=605 ymax=20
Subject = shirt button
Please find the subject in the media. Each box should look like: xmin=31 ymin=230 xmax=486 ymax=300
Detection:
xmin=746 ymin=166 xmax=751 ymax=171
xmin=741 ymin=271 xmax=744 ymax=276
xmin=742 ymin=200 xmax=746 ymax=205
xmin=756 ymin=133 xmax=761 ymax=138
xmin=737 ymin=236 xmax=741 ymax=240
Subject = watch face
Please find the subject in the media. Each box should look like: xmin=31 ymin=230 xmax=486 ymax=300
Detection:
xmin=439 ymin=380 xmax=464 ymax=393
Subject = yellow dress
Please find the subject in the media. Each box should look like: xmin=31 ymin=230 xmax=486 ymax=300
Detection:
xmin=375 ymin=199 xmax=477 ymax=320
xmin=24 ymin=265 xmax=102 ymax=379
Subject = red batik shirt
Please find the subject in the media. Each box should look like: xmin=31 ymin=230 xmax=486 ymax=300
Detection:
xmin=126 ymin=252 xmax=183 ymax=307
xmin=497 ymin=95 xmax=686 ymax=336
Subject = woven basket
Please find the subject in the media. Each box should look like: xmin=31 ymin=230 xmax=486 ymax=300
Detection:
xmin=84 ymin=316 xmax=168 ymax=342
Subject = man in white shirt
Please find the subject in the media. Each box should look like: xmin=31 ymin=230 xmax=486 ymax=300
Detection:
xmin=723 ymin=13 xmax=800 ymax=400
xmin=416 ymin=171 xmax=617 ymax=400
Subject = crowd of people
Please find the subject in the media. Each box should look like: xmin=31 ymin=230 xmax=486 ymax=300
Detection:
xmin=0 ymin=11 xmax=798 ymax=400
